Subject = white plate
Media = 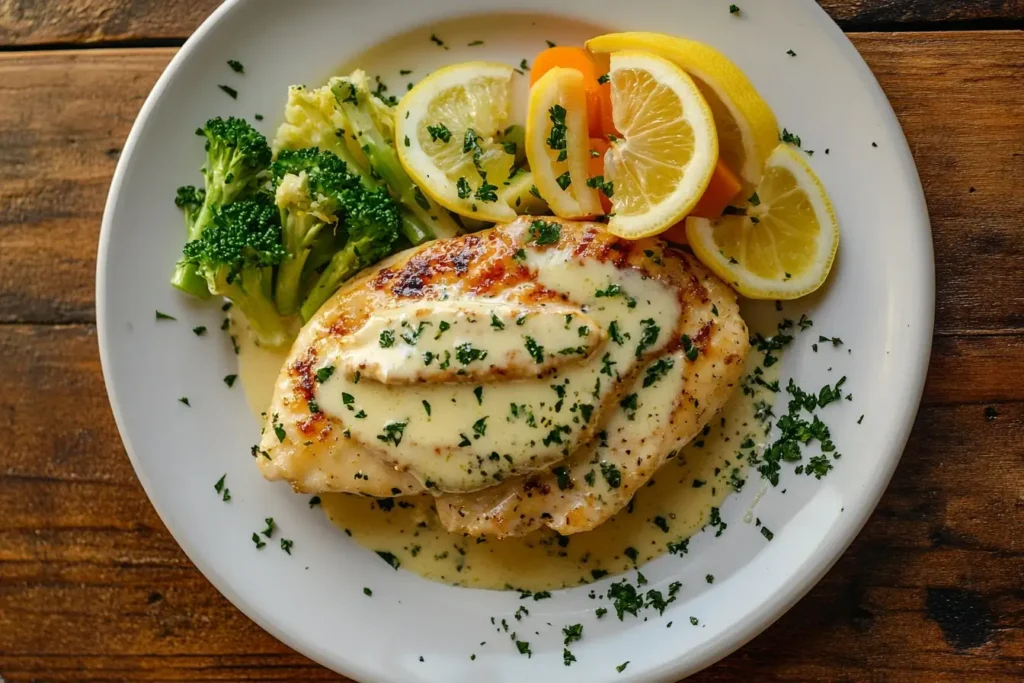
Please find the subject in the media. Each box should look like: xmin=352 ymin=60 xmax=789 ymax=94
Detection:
xmin=97 ymin=0 xmax=933 ymax=680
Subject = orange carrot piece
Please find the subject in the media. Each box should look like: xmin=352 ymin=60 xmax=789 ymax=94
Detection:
xmin=689 ymin=159 xmax=744 ymax=218
xmin=531 ymin=46 xmax=606 ymax=136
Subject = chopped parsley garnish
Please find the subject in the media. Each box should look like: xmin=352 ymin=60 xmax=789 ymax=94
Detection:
xmin=251 ymin=533 xmax=265 ymax=549
xmin=475 ymin=179 xmax=499 ymax=202
xmin=608 ymin=320 xmax=627 ymax=345
xmin=218 ymin=84 xmax=238 ymax=99
xmin=191 ymin=325 xmax=206 ymax=336
xmin=430 ymin=33 xmax=447 ymax=49
xmin=280 ymin=538 xmax=294 ymax=555
xmin=635 ymin=318 xmax=660 ymax=357
xmin=706 ymin=574 xmax=715 ymax=584
xmin=422 ymin=400 xmax=432 ymax=416
xmin=586 ymin=175 xmax=614 ymax=197
xmin=427 ymin=123 xmax=452 ymax=143
xmin=363 ymin=587 xmax=373 ymax=596
xmin=515 ymin=640 xmax=532 ymax=658
xmin=653 ymin=516 xmax=670 ymax=533
xmin=309 ymin=496 xmax=321 ymax=508
xmin=272 ymin=414 xmax=286 ymax=442
xmin=512 ymin=248 xmax=527 ymax=261
xmin=787 ymin=49 xmax=797 ymax=57
xmin=600 ymin=461 xmax=622 ymax=489
xmin=155 ymin=310 xmax=176 ymax=321
xmin=223 ymin=374 xmax=237 ymax=387
xmin=379 ymin=329 xmax=395 ymax=348
xmin=600 ymin=352 xmax=617 ymax=377
xmin=555 ymin=171 xmax=572 ymax=190
xmin=729 ymin=4 xmax=740 ymax=13
xmin=227 ymin=59 xmax=244 ymax=73
xmin=376 ymin=420 xmax=408 ymax=447
xmin=619 ymin=393 xmax=638 ymax=419
xmin=547 ymin=104 xmax=568 ymax=156
xmin=376 ymin=551 xmax=401 ymax=570
xmin=456 ymin=342 xmax=488 ymax=365
xmin=761 ymin=526 xmax=774 ymax=541
xmin=261 ymin=517 xmax=275 ymax=537
xmin=524 ymin=336 xmax=545 ymax=364
xmin=456 ymin=177 xmax=471 ymax=199
xmin=468 ymin=40 xmax=484 ymax=46
xmin=553 ymin=466 xmax=572 ymax=490
xmin=563 ymin=648 xmax=576 ymax=666
xmin=178 ymin=396 xmax=190 ymax=407
xmin=473 ymin=386 xmax=484 ymax=405
xmin=472 ymin=416 xmax=488 ymax=438
xmin=680 ymin=333 xmax=700 ymax=361
xmin=667 ymin=538 xmax=689 ymax=555
xmin=598 ymin=73 xmax=610 ymax=85
xmin=435 ymin=321 xmax=451 ymax=339
xmin=780 ymin=128 xmax=802 ymax=147
xmin=562 ymin=623 xmax=583 ymax=645
xmin=528 ymin=219 xmax=561 ymax=245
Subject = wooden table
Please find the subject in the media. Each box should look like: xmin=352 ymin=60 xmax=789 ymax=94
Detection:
xmin=1 ymin=1 xmax=1022 ymax=680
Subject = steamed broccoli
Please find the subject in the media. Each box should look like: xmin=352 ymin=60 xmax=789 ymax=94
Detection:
xmin=271 ymin=147 xmax=362 ymax=314
xmin=331 ymin=74 xmax=461 ymax=242
xmin=171 ymin=117 xmax=272 ymax=297
xmin=182 ymin=194 xmax=292 ymax=348
xmin=299 ymin=185 xmax=400 ymax=321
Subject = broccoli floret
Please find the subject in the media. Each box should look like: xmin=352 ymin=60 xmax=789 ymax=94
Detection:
xmin=299 ymin=185 xmax=400 ymax=321
xmin=331 ymin=73 xmax=461 ymax=243
xmin=182 ymin=195 xmax=292 ymax=348
xmin=271 ymin=147 xmax=365 ymax=314
xmin=171 ymin=117 xmax=271 ymax=297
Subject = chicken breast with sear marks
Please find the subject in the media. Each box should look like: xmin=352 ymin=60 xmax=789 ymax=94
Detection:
xmin=257 ymin=217 xmax=748 ymax=536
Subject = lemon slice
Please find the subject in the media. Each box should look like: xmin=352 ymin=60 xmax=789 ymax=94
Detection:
xmin=587 ymin=32 xmax=778 ymax=187
xmin=685 ymin=144 xmax=838 ymax=299
xmin=601 ymin=51 xmax=717 ymax=239
xmin=395 ymin=62 xmax=518 ymax=223
xmin=525 ymin=67 xmax=602 ymax=218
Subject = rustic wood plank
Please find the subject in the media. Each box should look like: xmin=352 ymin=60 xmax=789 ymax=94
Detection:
xmin=1 ymin=32 xmax=1023 ymax=333
xmin=0 ymin=0 xmax=1021 ymax=47
xmin=0 ymin=324 xmax=1020 ymax=680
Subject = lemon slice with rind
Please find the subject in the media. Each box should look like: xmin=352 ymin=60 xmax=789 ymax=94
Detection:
xmin=587 ymin=32 xmax=778 ymax=187
xmin=396 ymin=62 xmax=518 ymax=223
xmin=525 ymin=67 xmax=602 ymax=218
xmin=602 ymin=51 xmax=717 ymax=239
xmin=685 ymin=144 xmax=838 ymax=299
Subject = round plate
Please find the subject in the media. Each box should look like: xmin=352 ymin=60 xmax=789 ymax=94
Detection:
xmin=97 ymin=0 xmax=933 ymax=680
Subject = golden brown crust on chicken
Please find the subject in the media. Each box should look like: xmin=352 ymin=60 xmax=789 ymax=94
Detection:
xmin=257 ymin=217 xmax=748 ymax=533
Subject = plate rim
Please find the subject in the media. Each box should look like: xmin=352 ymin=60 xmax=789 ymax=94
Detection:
xmin=95 ymin=1 xmax=935 ymax=680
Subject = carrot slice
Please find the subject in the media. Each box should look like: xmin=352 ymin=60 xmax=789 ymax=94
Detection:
xmin=689 ymin=159 xmax=744 ymax=218
xmin=531 ymin=46 xmax=609 ymax=137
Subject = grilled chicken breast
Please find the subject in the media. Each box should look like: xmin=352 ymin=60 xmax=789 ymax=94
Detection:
xmin=257 ymin=217 xmax=748 ymax=535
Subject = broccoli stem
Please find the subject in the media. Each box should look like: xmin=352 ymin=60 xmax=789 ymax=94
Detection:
xmin=224 ymin=267 xmax=293 ymax=349
xmin=397 ymin=207 xmax=433 ymax=245
xmin=333 ymin=79 xmax=460 ymax=241
xmin=300 ymin=249 xmax=362 ymax=322
xmin=318 ymin=133 xmax=431 ymax=246
xmin=275 ymin=211 xmax=323 ymax=316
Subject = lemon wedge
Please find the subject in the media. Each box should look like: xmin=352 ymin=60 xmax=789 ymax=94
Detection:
xmin=525 ymin=67 xmax=602 ymax=218
xmin=685 ymin=144 xmax=838 ymax=299
xmin=601 ymin=51 xmax=717 ymax=239
xmin=395 ymin=62 xmax=518 ymax=223
xmin=587 ymin=32 xmax=778 ymax=187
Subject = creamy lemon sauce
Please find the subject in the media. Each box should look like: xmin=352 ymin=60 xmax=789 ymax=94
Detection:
xmin=312 ymin=251 xmax=681 ymax=492
xmin=237 ymin=324 xmax=776 ymax=592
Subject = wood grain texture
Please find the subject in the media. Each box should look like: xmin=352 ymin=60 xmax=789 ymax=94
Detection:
xmin=0 ymin=0 xmax=1022 ymax=47
xmin=1 ymin=26 xmax=1024 ymax=683
xmin=2 ymin=32 xmax=1023 ymax=332
xmin=0 ymin=325 xmax=1020 ymax=681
